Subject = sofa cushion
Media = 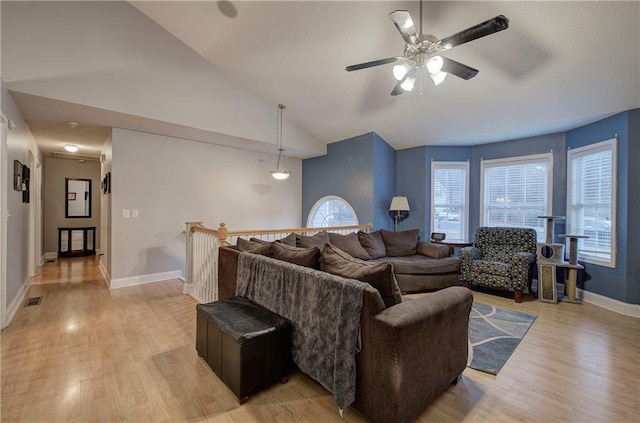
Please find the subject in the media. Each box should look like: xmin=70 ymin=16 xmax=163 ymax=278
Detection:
xmin=373 ymin=255 xmax=460 ymax=275
xmin=275 ymin=233 xmax=297 ymax=246
xmin=380 ymin=229 xmax=419 ymax=256
xmin=357 ymin=231 xmax=386 ymax=259
xmin=236 ymin=238 xmax=273 ymax=256
xmin=328 ymin=232 xmax=371 ymax=260
xmin=297 ymin=230 xmax=330 ymax=250
xmin=272 ymin=243 xmax=321 ymax=269
xmin=321 ymin=244 xmax=402 ymax=308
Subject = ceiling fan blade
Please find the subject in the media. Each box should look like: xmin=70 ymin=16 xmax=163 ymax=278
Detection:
xmin=439 ymin=15 xmax=509 ymax=48
xmin=345 ymin=56 xmax=400 ymax=72
xmin=389 ymin=10 xmax=419 ymax=45
xmin=441 ymin=57 xmax=479 ymax=80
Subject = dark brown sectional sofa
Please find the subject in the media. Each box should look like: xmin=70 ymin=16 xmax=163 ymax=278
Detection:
xmin=217 ymin=231 xmax=473 ymax=423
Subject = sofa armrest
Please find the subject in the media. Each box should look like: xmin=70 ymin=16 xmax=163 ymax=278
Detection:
xmin=218 ymin=246 xmax=241 ymax=300
xmin=416 ymin=241 xmax=450 ymax=258
xmin=364 ymin=287 xmax=472 ymax=422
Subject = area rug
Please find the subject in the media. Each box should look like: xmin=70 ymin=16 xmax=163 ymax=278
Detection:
xmin=467 ymin=303 xmax=536 ymax=375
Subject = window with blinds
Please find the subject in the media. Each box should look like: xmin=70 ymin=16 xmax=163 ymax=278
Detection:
xmin=431 ymin=161 xmax=469 ymax=242
xmin=480 ymin=153 xmax=552 ymax=242
xmin=567 ymin=139 xmax=616 ymax=267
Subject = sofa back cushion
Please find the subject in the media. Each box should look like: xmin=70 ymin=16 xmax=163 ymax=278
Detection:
xmin=297 ymin=230 xmax=330 ymax=250
xmin=236 ymin=237 xmax=273 ymax=256
xmin=380 ymin=229 xmax=420 ymax=257
xmin=357 ymin=231 xmax=387 ymax=259
xmin=272 ymin=243 xmax=321 ymax=269
xmin=328 ymin=232 xmax=371 ymax=260
xmin=275 ymin=232 xmax=298 ymax=246
xmin=321 ymin=244 xmax=402 ymax=308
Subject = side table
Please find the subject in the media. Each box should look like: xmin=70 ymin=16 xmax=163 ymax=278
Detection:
xmin=439 ymin=242 xmax=473 ymax=257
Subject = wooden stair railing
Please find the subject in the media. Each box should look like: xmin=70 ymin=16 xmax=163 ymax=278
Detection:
xmin=183 ymin=222 xmax=373 ymax=303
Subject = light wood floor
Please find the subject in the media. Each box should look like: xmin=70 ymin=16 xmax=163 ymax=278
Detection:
xmin=1 ymin=256 xmax=638 ymax=422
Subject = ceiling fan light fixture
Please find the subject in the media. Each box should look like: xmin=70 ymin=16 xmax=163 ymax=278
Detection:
xmin=426 ymin=56 xmax=444 ymax=74
xmin=431 ymin=71 xmax=448 ymax=86
xmin=64 ymin=144 xmax=79 ymax=153
xmin=400 ymin=76 xmax=416 ymax=92
xmin=392 ymin=63 xmax=412 ymax=81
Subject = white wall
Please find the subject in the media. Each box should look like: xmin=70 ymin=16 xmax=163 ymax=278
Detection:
xmin=1 ymin=81 xmax=42 ymax=325
xmin=1 ymin=1 xmax=324 ymax=156
xmin=110 ymin=128 xmax=302 ymax=283
xmin=43 ymin=158 xmax=101 ymax=254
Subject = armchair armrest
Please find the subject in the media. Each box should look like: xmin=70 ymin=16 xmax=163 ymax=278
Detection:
xmin=510 ymin=251 xmax=536 ymax=289
xmin=365 ymin=287 xmax=472 ymax=422
xmin=514 ymin=251 xmax=536 ymax=265
xmin=458 ymin=246 xmax=481 ymax=281
xmin=416 ymin=241 xmax=450 ymax=258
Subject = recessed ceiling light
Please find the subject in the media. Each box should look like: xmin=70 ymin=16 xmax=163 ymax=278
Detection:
xmin=64 ymin=145 xmax=79 ymax=153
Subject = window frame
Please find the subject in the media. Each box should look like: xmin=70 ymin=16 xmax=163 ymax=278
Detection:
xmin=566 ymin=138 xmax=617 ymax=268
xmin=479 ymin=152 xmax=553 ymax=242
xmin=430 ymin=161 xmax=470 ymax=242
xmin=306 ymin=195 xmax=359 ymax=228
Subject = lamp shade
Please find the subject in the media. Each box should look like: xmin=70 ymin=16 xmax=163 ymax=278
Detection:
xmin=389 ymin=196 xmax=410 ymax=211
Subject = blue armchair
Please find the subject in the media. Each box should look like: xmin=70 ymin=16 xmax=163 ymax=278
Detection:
xmin=459 ymin=227 xmax=537 ymax=303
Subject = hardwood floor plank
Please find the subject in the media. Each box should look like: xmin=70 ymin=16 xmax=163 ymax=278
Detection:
xmin=1 ymin=256 xmax=638 ymax=422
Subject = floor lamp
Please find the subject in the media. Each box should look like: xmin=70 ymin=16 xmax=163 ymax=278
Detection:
xmin=389 ymin=196 xmax=410 ymax=232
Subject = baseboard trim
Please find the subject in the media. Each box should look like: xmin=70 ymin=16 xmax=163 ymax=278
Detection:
xmin=44 ymin=252 xmax=57 ymax=260
xmin=39 ymin=254 xmax=45 ymax=266
xmin=98 ymin=260 xmax=111 ymax=288
xmin=110 ymin=270 xmax=182 ymax=289
xmin=3 ymin=277 xmax=30 ymax=329
xmin=577 ymin=288 xmax=640 ymax=318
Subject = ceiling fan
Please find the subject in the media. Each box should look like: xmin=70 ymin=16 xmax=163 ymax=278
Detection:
xmin=345 ymin=4 xmax=509 ymax=95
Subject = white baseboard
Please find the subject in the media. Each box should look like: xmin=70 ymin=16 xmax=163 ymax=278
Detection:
xmin=98 ymin=260 xmax=111 ymax=288
xmin=44 ymin=252 xmax=57 ymax=260
xmin=39 ymin=254 xmax=45 ymax=266
xmin=577 ymin=288 xmax=640 ymax=318
xmin=3 ymin=277 xmax=30 ymax=329
xmin=110 ymin=270 xmax=182 ymax=289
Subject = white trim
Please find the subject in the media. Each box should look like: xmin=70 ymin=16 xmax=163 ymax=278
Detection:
xmin=3 ymin=277 xmax=30 ymax=329
xmin=110 ymin=270 xmax=182 ymax=289
xmin=566 ymin=138 xmax=617 ymax=268
xmin=98 ymin=259 xmax=111 ymax=288
xmin=480 ymin=152 xmax=553 ymax=242
xmin=430 ymin=161 xmax=469 ymax=242
xmin=577 ymin=288 xmax=640 ymax=318
xmin=0 ymin=116 xmax=8 ymax=329
xmin=44 ymin=252 xmax=58 ymax=260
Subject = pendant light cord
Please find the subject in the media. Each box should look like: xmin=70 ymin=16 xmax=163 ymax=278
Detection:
xmin=276 ymin=104 xmax=285 ymax=169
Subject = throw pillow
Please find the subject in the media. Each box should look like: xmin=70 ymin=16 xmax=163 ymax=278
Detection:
xmin=380 ymin=228 xmax=420 ymax=257
xmin=357 ymin=231 xmax=387 ymax=259
xmin=328 ymin=232 xmax=370 ymax=260
xmin=321 ymin=244 xmax=402 ymax=309
xmin=236 ymin=238 xmax=273 ymax=256
xmin=297 ymin=230 xmax=330 ymax=250
xmin=249 ymin=237 xmax=269 ymax=244
xmin=272 ymin=243 xmax=321 ymax=269
xmin=275 ymin=233 xmax=297 ymax=246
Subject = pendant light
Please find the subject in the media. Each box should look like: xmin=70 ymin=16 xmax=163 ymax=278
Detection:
xmin=271 ymin=104 xmax=291 ymax=180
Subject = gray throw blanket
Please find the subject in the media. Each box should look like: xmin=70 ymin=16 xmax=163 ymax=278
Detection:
xmin=236 ymin=252 xmax=366 ymax=411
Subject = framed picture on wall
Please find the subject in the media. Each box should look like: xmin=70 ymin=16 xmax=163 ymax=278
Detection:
xmin=13 ymin=160 xmax=23 ymax=191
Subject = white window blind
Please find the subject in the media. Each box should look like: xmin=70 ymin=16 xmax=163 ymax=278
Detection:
xmin=431 ymin=161 xmax=469 ymax=242
xmin=567 ymin=139 xmax=616 ymax=267
xmin=307 ymin=195 xmax=359 ymax=228
xmin=480 ymin=153 xmax=552 ymax=242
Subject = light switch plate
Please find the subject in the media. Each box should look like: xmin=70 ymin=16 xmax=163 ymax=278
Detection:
xmin=132 ymin=209 xmax=139 ymax=218
xmin=122 ymin=209 xmax=130 ymax=218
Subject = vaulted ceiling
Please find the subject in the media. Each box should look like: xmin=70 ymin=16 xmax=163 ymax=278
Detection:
xmin=3 ymin=1 xmax=639 ymax=158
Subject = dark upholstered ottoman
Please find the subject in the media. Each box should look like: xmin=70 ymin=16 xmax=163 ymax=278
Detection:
xmin=196 ymin=296 xmax=292 ymax=403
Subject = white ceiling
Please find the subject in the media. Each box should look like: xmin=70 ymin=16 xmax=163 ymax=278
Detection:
xmin=4 ymin=1 xmax=640 ymax=157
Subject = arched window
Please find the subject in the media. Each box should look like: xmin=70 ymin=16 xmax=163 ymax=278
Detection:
xmin=307 ymin=196 xmax=359 ymax=228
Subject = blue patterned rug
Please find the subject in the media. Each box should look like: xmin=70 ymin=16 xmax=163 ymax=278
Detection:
xmin=468 ymin=303 xmax=536 ymax=375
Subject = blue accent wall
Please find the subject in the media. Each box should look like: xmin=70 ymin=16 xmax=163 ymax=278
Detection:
xmin=302 ymin=133 xmax=374 ymax=227
xmin=626 ymin=109 xmax=640 ymax=304
xmin=372 ymin=134 xmax=396 ymax=231
xmin=566 ymin=111 xmax=632 ymax=303
xmin=395 ymin=147 xmax=427 ymax=236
